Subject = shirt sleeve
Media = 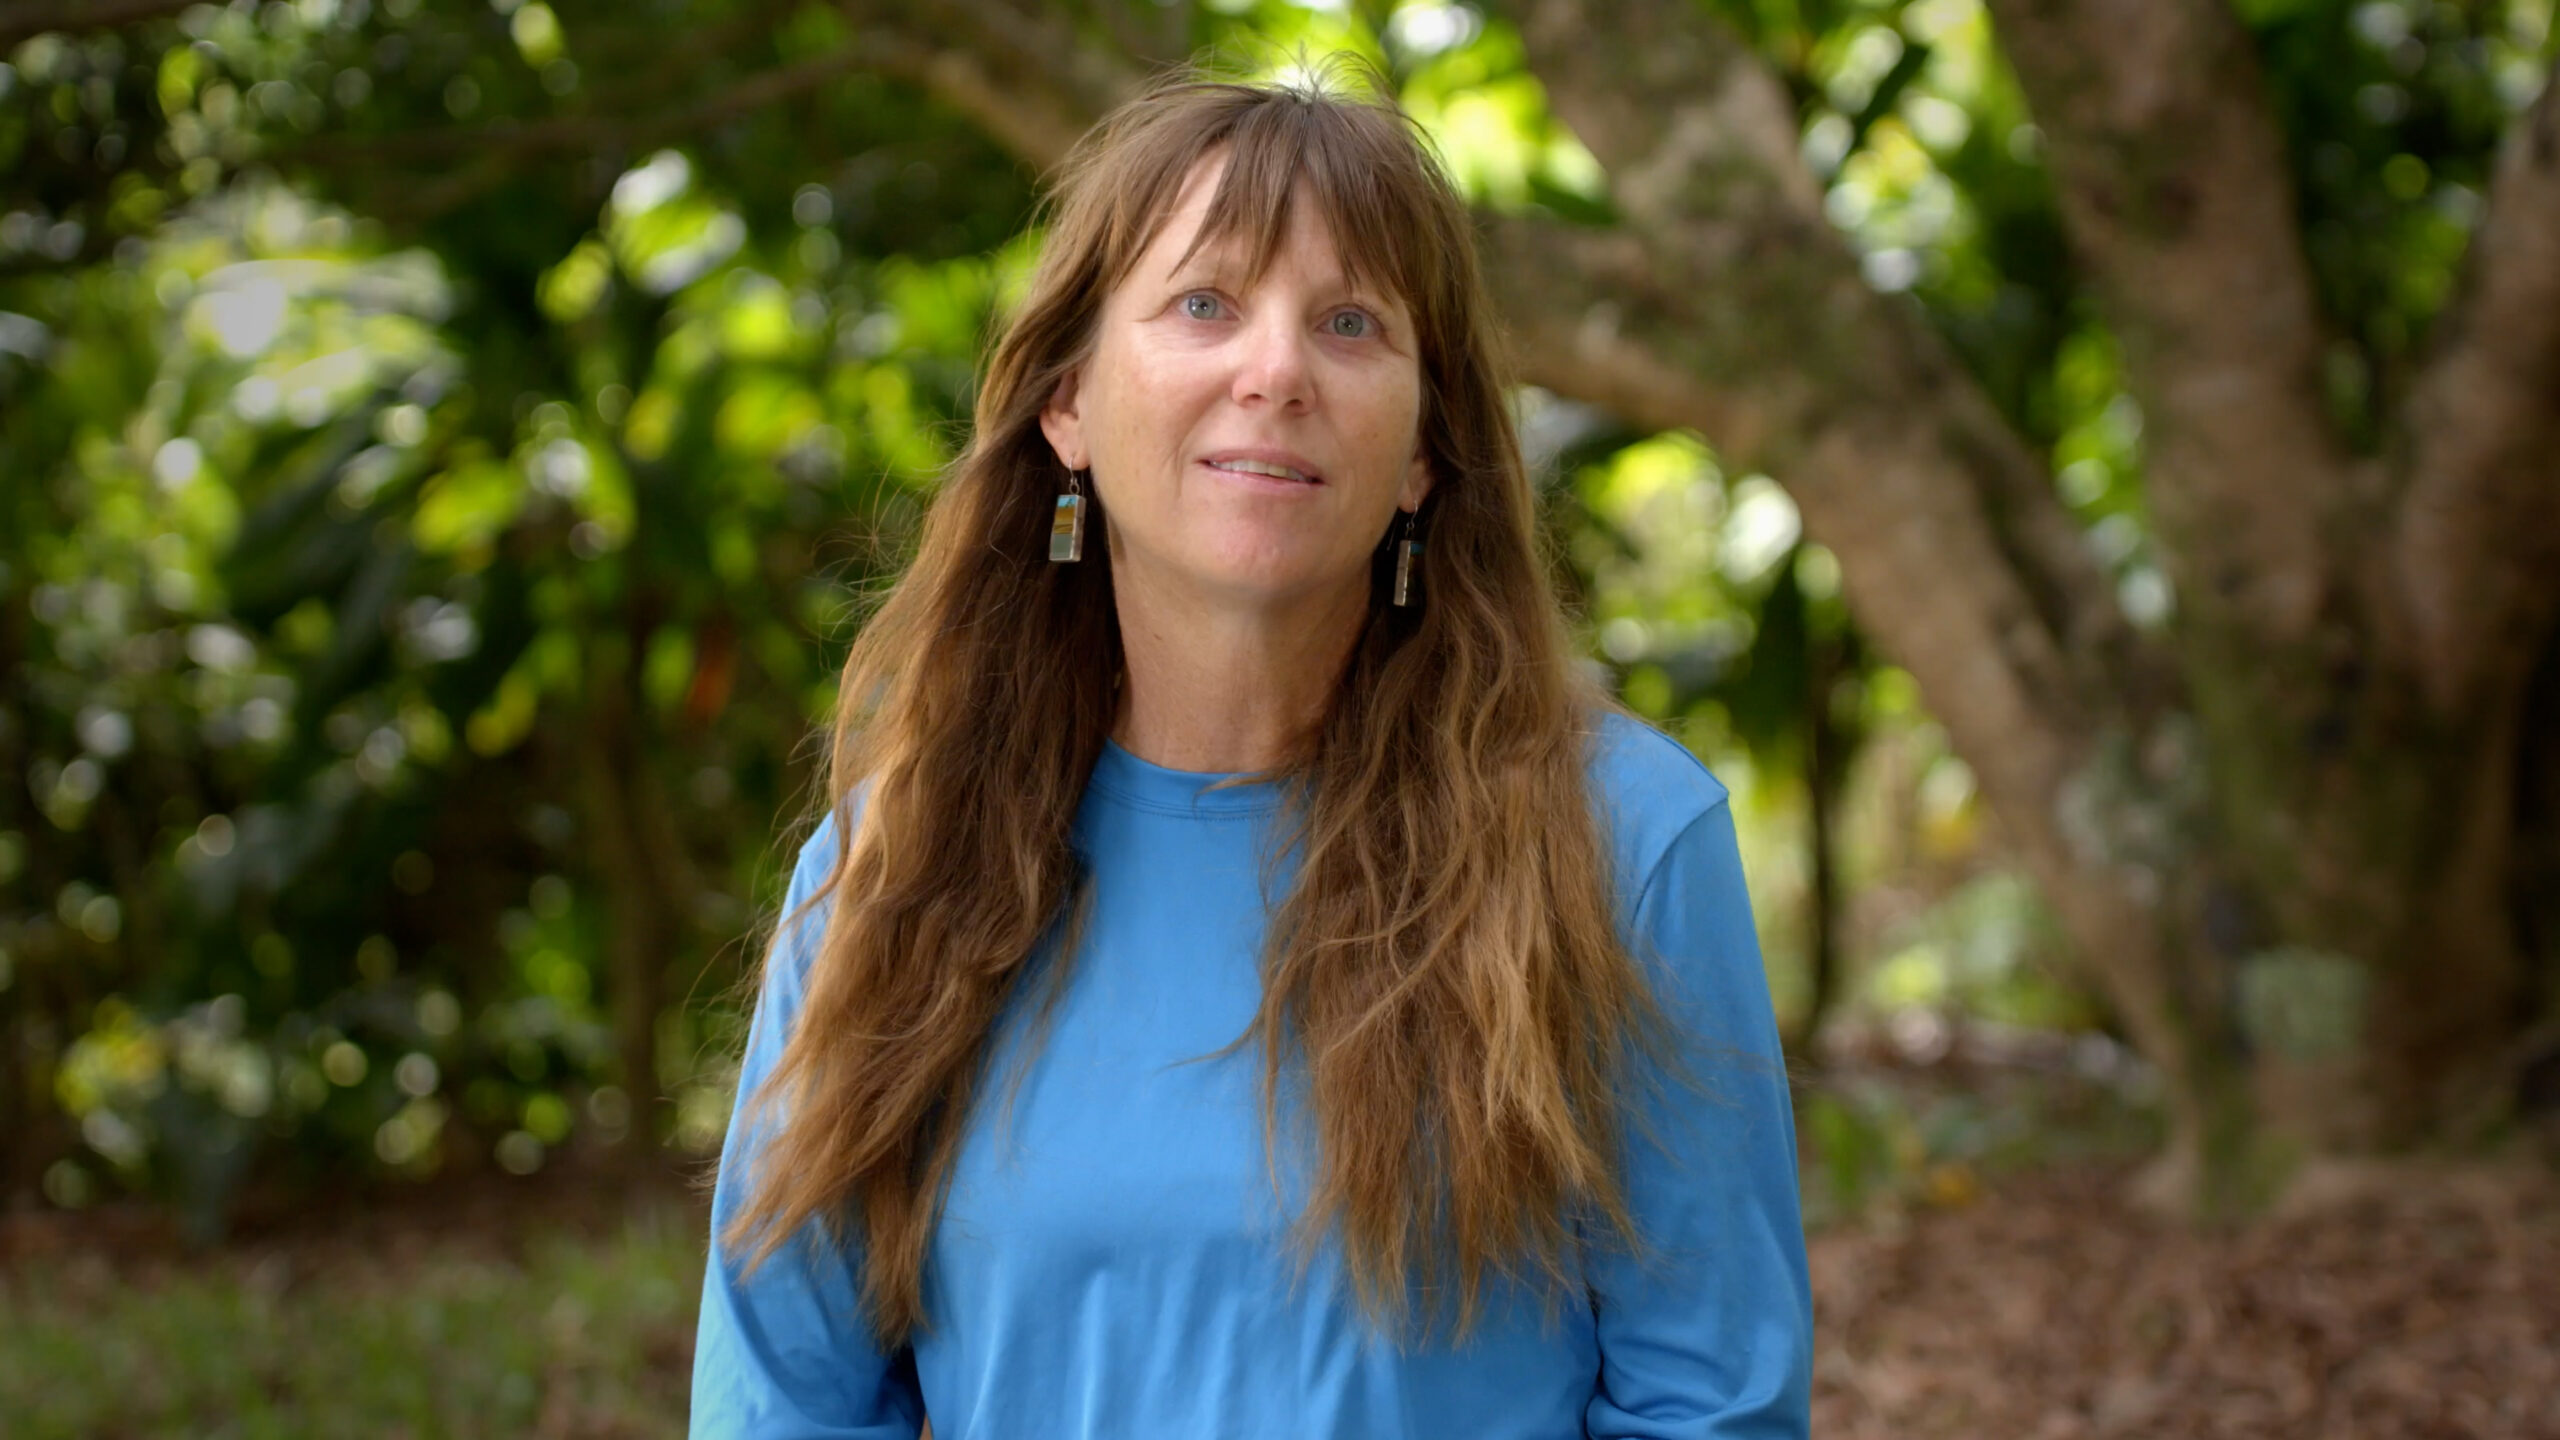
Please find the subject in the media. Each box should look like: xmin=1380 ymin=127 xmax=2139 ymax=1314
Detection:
xmin=1584 ymin=797 xmax=1814 ymax=1440
xmin=690 ymin=806 xmax=927 ymax=1440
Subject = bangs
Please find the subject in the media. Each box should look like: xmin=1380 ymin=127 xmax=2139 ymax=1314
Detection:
xmin=1102 ymin=82 xmax=1438 ymax=331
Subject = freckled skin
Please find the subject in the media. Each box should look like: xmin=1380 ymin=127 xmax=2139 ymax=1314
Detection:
xmin=1038 ymin=151 xmax=1433 ymax=614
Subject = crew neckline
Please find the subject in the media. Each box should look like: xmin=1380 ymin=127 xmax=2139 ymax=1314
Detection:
xmin=1088 ymin=736 xmax=1290 ymax=816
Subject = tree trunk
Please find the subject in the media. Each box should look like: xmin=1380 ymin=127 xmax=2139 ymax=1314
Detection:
xmin=1789 ymin=625 xmax=1852 ymax=1060
xmin=2516 ymin=625 xmax=2560 ymax=1133
xmin=573 ymin=634 xmax=692 ymax=1138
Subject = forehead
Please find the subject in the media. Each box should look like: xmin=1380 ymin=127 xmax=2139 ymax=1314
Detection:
xmin=1125 ymin=151 xmax=1396 ymax=304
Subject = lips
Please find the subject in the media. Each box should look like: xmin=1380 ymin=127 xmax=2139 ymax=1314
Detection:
xmin=1199 ymin=449 xmax=1324 ymax=484
xmin=1197 ymin=461 xmax=1325 ymax=499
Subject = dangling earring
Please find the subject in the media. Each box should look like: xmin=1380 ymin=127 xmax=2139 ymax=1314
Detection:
xmin=1050 ymin=466 xmax=1087 ymax=563
xmin=1391 ymin=507 xmax=1421 ymax=607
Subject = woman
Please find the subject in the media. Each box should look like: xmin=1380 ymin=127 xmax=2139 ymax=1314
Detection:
xmin=691 ymin=58 xmax=1812 ymax=1440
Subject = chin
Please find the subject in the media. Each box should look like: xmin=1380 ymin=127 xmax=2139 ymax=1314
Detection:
xmin=1185 ymin=553 xmax=1366 ymax=609
xmin=1117 ymin=523 xmax=1370 ymax=609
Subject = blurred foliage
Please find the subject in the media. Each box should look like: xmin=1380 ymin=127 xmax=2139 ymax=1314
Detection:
xmin=0 ymin=1204 xmax=701 ymax=1438
xmin=2 ymin=0 xmax=2548 ymax=1232
xmin=2 ymin=0 xmax=1047 ymax=1226
xmin=1795 ymin=1055 xmax=2164 ymax=1228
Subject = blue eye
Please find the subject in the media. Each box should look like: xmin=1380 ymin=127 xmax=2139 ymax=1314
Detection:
xmin=1179 ymin=291 xmax=1380 ymax=337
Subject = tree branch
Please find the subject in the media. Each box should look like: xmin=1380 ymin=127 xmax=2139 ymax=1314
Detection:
xmin=1479 ymin=199 xmax=2156 ymax=812
xmin=292 ymin=43 xmax=876 ymax=169
xmin=859 ymin=0 xmax=1145 ymax=173
xmin=1079 ymin=0 xmax=1198 ymax=71
xmin=1980 ymin=0 xmax=2350 ymax=647
xmin=280 ymin=42 xmax=889 ymax=221
xmin=2395 ymin=61 xmax=2560 ymax=716
xmin=263 ymin=0 xmax=1143 ymax=220
xmin=1472 ymin=0 xmax=2226 ymax=1081
xmin=0 ymin=0 xmax=193 ymax=49
xmin=1482 ymin=0 xmax=2160 ymax=746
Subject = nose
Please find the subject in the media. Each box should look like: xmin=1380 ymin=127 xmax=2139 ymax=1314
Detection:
xmin=1229 ymin=307 xmax=1313 ymax=411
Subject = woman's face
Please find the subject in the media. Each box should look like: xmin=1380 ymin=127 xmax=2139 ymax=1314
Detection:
xmin=1040 ymin=151 xmax=1431 ymax=612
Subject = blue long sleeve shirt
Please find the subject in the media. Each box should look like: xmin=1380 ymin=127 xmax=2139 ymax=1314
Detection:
xmin=691 ymin=711 xmax=1813 ymax=1438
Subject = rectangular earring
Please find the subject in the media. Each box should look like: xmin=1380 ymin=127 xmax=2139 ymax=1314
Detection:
xmin=1391 ymin=510 xmax=1420 ymax=606
xmin=1050 ymin=468 xmax=1087 ymax=563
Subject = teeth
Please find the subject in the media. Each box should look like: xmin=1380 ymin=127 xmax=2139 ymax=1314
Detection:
xmin=1209 ymin=459 xmax=1314 ymax=483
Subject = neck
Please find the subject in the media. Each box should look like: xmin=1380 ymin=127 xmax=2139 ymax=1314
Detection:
xmin=1107 ymin=555 xmax=1369 ymax=775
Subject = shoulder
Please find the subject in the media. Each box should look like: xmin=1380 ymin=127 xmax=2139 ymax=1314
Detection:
xmin=1581 ymin=712 xmax=1776 ymax=1058
xmin=771 ymin=783 xmax=869 ymax=994
xmin=1581 ymin=707 xmax=1735 ymax=905
xmin=787 ymin=802 xmax=847 ymax=904
xmin=788 ymin=775 xmax=882 ymax=891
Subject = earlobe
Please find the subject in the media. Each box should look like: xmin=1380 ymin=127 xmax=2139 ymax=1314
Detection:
xmin=1400 ymin=449 xmax=1433 ymax=512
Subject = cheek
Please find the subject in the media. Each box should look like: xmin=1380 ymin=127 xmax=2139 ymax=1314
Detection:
xmin=1104 ymin=361 xmax=1213 ymax=458
xmin=1363 ymin=382 xmax=1426 ymax=471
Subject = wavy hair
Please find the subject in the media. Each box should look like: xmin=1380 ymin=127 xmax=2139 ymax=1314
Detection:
xmin=722 ymin=55 xmax=1674 ymax=1348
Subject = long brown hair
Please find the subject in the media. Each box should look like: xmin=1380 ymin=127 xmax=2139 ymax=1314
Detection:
xmin=723 ymin=54 xmax=1674 ymax=1348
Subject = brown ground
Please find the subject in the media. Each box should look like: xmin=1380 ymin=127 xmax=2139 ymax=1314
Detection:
xmin=9 ymin=1149 xmax=2557 ymax=1438
xmin=1810 ymin=1159 xmax=2560 ymax=1440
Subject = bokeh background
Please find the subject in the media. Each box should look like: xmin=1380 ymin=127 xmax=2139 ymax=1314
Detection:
xmin=4 ymin=1 xmax=2557 ymax=1436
